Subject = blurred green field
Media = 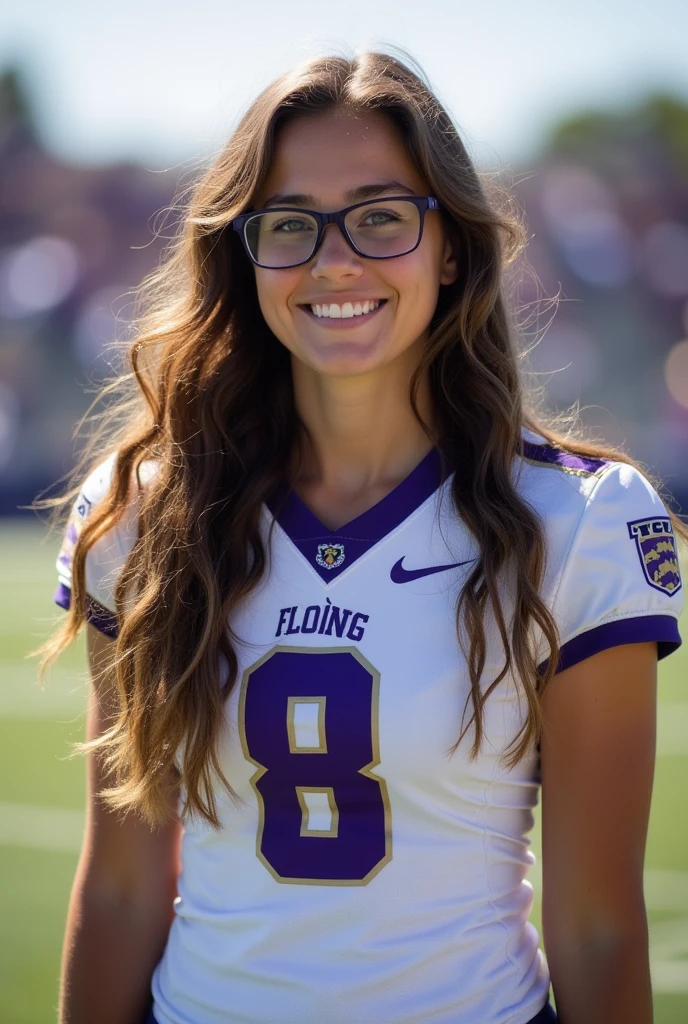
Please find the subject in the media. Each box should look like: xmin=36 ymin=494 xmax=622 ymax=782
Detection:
xmin=0 ymin=519 xmax=686 ymax=1023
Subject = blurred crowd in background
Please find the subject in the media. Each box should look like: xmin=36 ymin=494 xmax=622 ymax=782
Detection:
xmin=1 ymin=65 xmax=687 ymax=515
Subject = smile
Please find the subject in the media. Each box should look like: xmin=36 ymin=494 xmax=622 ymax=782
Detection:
xmin=299 ymin=300 xmax=387 ymax=325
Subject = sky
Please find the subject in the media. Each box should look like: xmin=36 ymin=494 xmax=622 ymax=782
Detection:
xmin=1 ymin=0 xmax=687 ymax=172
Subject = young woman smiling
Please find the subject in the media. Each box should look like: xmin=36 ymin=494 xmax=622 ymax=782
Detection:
xmin=38 ymin=50 xmax=684 ymax=1024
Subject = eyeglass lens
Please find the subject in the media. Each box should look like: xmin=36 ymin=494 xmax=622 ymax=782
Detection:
xmin=244 ymin=200 xmax=422 ymax=268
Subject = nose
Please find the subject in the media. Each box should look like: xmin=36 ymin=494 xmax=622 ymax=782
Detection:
xmin=310 ymin=222 xmax=363 ymax=278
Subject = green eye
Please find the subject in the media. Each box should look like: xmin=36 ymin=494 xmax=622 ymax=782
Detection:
xmin=369 ymin=211 xmax=399 ymax=223
xmin=272 ymin=218 xmax=313 ymax=233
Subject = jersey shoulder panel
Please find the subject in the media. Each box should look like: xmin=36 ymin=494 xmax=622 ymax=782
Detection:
xmin=54 ymin=452 xmax=150 ymax=637
xmin=522 ymin=433 xmax=609 ymax=474
xmin=545 ymin=457 xmax=683 ymax=671
xmin=518 ymin=427 xmax=610 ymax=492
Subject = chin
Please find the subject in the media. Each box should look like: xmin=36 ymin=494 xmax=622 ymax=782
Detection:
xmin=297 ymin=338 xmax=394 ymax=378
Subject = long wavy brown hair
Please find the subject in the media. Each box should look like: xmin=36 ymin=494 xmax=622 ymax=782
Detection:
xmin=31 ymin=49 xmax=687 ymax=829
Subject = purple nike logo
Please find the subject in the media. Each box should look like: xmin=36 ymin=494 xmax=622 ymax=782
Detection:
xmin=390 ymin=556 xmax=473 ymax=584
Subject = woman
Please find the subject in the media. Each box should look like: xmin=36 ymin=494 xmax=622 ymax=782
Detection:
xmin=39 ymin=50 xmax=684 ymax=1024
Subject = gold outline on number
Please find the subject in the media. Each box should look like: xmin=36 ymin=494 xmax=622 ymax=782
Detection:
xmin=295 ymin=785 xmax=339 ymax=837
xmin=238 ymin=644 xmax=392 ymax=886
xmin=287 ymin=695 xmax=328 ymax=753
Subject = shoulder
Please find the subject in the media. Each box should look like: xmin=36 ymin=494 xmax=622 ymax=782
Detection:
xmin=516 ymin=428 xmax=683 ymax=670
xmin=517 ymin=426 xmax=616 ymax=509
xmin=515 ymin=426 xmax=671 ymax=532
xmin=70 ymin=450 xmax=160 ymax=531
xmin=55 ymin=451 xmax=159 ymax=630
xmin=76 ymin=450 xmax=160 ymax=510
xmin=78 ymin=450 xmax=120 ymax=508
xmin=59 ymin=451 xmax=146 ymax=566
xmin=519 ymin=427 xmax=612 ymax=481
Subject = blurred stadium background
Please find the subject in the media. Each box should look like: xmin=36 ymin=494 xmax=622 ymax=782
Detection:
xmin=1 ymin=2 xmax=687 ymax=1021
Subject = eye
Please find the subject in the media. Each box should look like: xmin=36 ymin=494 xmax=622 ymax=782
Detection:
xmin=360 ymin=209 xmax=401 ymax=226
xmin=271 ymin=216 xmax=314 ymax=233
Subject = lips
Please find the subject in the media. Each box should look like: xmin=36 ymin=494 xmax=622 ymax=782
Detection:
xmin=297 ymin=299 xmax=388 ymax=326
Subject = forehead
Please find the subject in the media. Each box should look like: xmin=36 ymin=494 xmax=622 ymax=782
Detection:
xmin=255 ymin=108 xmax=428 ymax=207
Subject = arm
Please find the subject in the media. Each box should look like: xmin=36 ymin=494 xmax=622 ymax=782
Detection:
xmin=59 ymin=624 xmax=183 ymax=1024
xmin=540 ymin=641 xmax=657 ymax=1024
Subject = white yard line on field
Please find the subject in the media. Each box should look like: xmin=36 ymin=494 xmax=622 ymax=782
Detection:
xmin=649 ymin=916 xmax=688 ymax=992
xmin=644 ymin=869 xmax=688 ymax=911
xmin=0 ymin=801 xmax=84 ymax=852
xmin=0 ymin=661 xmax=88 ymax=718
xmin=655 ymin=703 xmax=688 ymax=757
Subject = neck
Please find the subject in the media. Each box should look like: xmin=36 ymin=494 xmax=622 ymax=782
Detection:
xmin=290 ymin=347 xmax=435 ymax=496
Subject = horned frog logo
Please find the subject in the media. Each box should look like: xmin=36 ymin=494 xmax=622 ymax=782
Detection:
xmin=627 ymin=517 xmax=682 ymax=596
xmin=316 ymin=543 xmax=345 ymax=571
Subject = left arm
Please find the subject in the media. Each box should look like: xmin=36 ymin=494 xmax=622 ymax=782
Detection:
xmin=540 ymin=641 xmax=658 ymax=1024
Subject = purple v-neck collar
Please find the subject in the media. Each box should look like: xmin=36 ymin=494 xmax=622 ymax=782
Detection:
xmin=266 ymin=447 xmax=445 ymax=583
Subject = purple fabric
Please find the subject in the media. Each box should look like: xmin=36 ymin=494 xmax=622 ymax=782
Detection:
xmin=266 ymin=447 xmax=445 ymax=583
xmin=522 ymin=440 xmax=609 ymax=474
xmin=244 ymin=649 xmax=386 ymax=881
xmin=390 ymin=555 xmax=473 ymax=583
xmin=53 ymin=581 xmax=71 ymax=613
xmin=540 ymin=614 xmax=681 ymax=675
xmin=53 ymin=582 xmax=118 ymax=639
xmin=530 ymin=1003 xmax=558 ymax=1023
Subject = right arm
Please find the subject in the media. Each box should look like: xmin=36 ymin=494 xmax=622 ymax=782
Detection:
xmin=59 ymin=624 xmax=183 ymax=1024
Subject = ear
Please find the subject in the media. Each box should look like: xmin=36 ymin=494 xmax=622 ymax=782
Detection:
xmin=439 ymin=234 xmax=459 ymax=286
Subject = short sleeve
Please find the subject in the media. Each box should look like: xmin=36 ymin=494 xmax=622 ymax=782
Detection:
xmin=54 ymin=452 xmax=139 ymax=639
xmin=549 ymin=461 xmax=683 ymax=673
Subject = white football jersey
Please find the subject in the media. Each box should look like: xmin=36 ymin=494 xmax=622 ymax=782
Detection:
xmin=55 ymin=429 xmax=683 ymax=1024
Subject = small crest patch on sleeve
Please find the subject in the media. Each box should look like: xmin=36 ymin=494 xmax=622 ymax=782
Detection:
xmin=316 ymin=543 xmax=345 ymax=570
xmin=627 ymin=517 xmax=682 ymax=596
xmin=57 ymin=493 xmax=92 ymax=570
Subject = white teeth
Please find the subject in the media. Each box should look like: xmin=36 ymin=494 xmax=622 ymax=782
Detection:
xmin=310 ymin=300 xmax=382 ymax=318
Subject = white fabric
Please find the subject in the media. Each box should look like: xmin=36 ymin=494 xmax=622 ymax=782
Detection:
xmin=55 ymin=431 xmax=683 ymax=1024
xmin=55 ymin=452 xmax=138 ymax=612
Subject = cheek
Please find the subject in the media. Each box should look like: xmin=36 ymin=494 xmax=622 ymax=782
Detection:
xmin=394 ymin=226 xmax=444 ymax=297
xmin=255 ymin=270 xmax=295 ymax=322
xmin=253 ymin=291 xmax=284 ymax=353
xmin=254 ymin=271 xmax=307 ymax=358
xmin=395 ymin=253 xmax=442 ymax=312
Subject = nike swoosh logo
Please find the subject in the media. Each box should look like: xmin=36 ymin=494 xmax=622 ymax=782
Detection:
xmin=390 ymin=556 xmax=473 ymax=584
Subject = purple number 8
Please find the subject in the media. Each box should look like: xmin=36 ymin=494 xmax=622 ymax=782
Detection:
xmin=239 ymin=647 xmax=392 ymax=885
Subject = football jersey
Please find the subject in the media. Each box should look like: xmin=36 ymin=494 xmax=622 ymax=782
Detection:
xmin=54 ymin=429 xmax=683 ymax=1024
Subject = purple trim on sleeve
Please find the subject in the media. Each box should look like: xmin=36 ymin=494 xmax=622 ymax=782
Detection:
xmin=522 ymin=440 xmax=609 ymax=475
xmin=540 ymin=614 xmax=682 ymax=674
xmin=54 ymin=581 xmax=72 ymax=612
xmin=53 ymin=583 xmax=119 ymax=640
xmin=266 ymin=447 xmax=445 ymax=583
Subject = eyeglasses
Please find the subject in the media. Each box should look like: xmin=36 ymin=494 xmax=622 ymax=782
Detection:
xmin=231 ymin=195 xmax=440 ymax=269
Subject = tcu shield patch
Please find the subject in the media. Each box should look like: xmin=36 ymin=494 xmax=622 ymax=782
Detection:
xmin=316 ymin=543 xmax=345 ymax=571
xmin=627 ymin=517 xmax=682 ymax=596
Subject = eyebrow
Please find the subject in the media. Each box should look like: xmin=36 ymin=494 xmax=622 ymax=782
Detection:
xmin=262 ymin=181 xmax=418 ymax=208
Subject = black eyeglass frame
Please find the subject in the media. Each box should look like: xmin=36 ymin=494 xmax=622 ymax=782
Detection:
xmin=231 ymin=195 xmax=441 ymax=269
